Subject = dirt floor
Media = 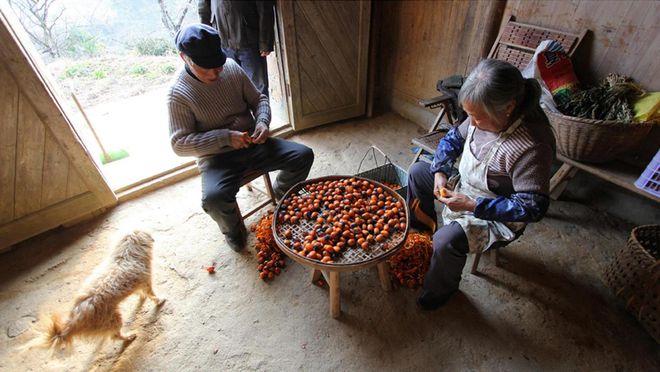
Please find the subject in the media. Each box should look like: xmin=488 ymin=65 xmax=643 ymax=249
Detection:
xmin=1 ymin=112 xmax=658 ymax=371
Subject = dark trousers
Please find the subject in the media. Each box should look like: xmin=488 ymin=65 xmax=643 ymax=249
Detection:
xmin=199 ymin=138 xmax=314 ymax=236
xmin=223 ymin=47 xmax=269 ymax=96
xmin=407 ymin=161 xmax=469 ymax=296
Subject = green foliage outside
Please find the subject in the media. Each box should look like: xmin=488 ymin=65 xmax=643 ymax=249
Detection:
xmin=62 ymin=28 xmax=105 ymax=58
xmin=132 ymin=37 xmax=176 ymax=56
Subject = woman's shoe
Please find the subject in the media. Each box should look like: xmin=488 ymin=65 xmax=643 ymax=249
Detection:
xmin=416 ymin=289 xmax=457 ymax=311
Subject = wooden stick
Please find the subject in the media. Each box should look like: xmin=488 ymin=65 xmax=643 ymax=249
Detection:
xmin=71 ymin=94 xmax=111 ymax=163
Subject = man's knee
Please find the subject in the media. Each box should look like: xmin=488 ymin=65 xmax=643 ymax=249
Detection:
xmin=298 ymin=145 xmax=314 ymax=167
xmin=286 ymin=144 xmax=314 ymax=169
xmin=201 ymin=186 xmax=236 ymax=212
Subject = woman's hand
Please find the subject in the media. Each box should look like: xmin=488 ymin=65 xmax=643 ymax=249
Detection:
xmin=433 ymin=172 xmax=448 ymax=199
xmin=229 ymin=131 xmax=252 ymax=149
xmin=437 ymin=188 xmax=477 ymax=213
xmin=251 ymin=122 xmax=269 ymax=144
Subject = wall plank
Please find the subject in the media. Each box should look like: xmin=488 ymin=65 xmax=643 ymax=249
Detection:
xmin=503 ymin=0 xmax=660 ymax=90
xmin=379 ymin=0 xmax=505 ymax=126
xmin=0 ymin=64 xmax=18 ymax=224
xmin=379 ymin=0 xmax=658 ymax=127
xmin=15 ymin=95 xmax=45 ymax=218
xmin=41 ymin=130 xmax=70 ymax=207
xmin=67 ymin=167 xmax=88 ymax=198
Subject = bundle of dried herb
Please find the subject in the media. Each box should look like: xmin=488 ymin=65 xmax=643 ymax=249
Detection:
xmin=558 ymin=73 xmax=645 ymax=122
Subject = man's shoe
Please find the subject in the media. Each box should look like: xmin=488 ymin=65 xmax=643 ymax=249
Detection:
xmin=225 ymin=229 xmax=246 ymax=252
xmin=416 ymin=289 xmax=456 ymax=311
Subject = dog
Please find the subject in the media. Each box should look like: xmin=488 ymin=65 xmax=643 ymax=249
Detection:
xmin=32 ymin=230 xmax=165 ymax=351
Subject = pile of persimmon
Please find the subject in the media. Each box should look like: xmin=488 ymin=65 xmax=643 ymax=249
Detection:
xmin=251 ymin=212 xmax=286 ymax=281
xmin=388 ymin=232 xmax=433 ymax=289
xmin=277 ymin=177 xmax=407 ymax=263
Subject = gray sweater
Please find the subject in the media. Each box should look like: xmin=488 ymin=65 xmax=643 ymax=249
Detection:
xmin=167 ymin=59 xmax=271 ymax=159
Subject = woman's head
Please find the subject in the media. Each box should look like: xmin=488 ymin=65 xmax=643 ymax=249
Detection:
xmin=459 ymin=59 xmax=541 ymax=132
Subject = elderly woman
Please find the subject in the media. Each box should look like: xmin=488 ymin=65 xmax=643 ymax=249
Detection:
xmin=407 ymin=59 xmax=556 ymax=310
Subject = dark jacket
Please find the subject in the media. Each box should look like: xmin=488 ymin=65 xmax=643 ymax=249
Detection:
xmin=198 ymin=0 xmax=275 ymax=52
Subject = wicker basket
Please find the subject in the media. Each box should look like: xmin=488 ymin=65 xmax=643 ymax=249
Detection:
xmin=604 ymin=225 xmax=660 ymax=343
xmin=544 ymin=109 xmax=655 ymax=163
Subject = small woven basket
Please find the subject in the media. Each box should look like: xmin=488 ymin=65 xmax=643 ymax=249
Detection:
xmin=604 ymin=225 xmax=660 ymax=343
xmin=544 ymin=109 xmax=655 ymax=163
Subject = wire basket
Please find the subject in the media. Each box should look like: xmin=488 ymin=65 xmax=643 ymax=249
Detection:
xmin=604 ymin=225 xmax=660 ymax=343
xmin=356 ymin=146 xmax=409 ymax=199
xmin=634 ymin=149 xmax=660 ymax=199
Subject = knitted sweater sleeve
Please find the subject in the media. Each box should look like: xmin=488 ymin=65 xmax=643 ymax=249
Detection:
xmin=168 ymin=98 xmax=233 ymax=157
xmin=240 ymin=68 xmax=271 ymax=127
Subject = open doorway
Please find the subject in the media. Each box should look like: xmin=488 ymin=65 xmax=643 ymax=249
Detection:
xmin=5 ymin=0 xmax=289 ymax=192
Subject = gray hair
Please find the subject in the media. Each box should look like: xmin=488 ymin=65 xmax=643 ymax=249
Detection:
xmin=459 ymin=59 xmax=541 ymax=120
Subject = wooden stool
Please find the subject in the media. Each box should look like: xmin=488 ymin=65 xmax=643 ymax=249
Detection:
xmin=235 ymin=172 xmax=277 ymax=230
xmin=310 ymin=261 xmax=392 ymax=318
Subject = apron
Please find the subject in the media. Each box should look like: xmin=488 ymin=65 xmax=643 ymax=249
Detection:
xmin=441 ymin=119 xmax=527 ymax=253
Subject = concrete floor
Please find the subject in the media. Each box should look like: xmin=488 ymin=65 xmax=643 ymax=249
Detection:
xmin=1 ymin=112 xmax=658 ymax=371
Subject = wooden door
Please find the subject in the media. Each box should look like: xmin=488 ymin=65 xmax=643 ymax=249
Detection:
xmin=278 ymin=0 xmax=371 ymax=130
xmin=0 ymin=5 xmax=117 ymax=252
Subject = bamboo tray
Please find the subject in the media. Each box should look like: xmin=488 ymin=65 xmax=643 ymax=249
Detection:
xmin=272 ymin=175 xmax=410 ymax=317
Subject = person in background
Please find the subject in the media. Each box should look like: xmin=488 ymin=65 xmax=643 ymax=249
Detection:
xmin=407 ymin=59 xmax=556 ymax=310
xmin=199 ymin=0 xmax=274 ymax=96
xmin=167 ymin=24 xmax=313 ymax=251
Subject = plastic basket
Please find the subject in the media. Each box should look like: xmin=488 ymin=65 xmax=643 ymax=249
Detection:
xmin=356 ymin=146 xmax=409 ymax=198
xmin=634 ymin=149 xmax=660 ymax=199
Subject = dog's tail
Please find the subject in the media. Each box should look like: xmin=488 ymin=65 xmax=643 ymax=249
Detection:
xmin=43 ymin=313 xmax=73 ymax=350
xmin=21 ymin=312 xmax=73 ymax=353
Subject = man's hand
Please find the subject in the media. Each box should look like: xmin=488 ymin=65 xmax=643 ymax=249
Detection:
xmin=437 ymin=189 xmax=477 ymax=213
xmin=230 ymin=131 xmax=252 ymax=149
xmin=251 ymin=122 xmax=269 ymax=144
xmin=433 ymin=172 xmax=448 ymax=199
xmin=260 ymin=50 xmax=271 ymax=57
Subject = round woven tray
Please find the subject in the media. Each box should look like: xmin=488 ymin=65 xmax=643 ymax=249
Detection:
xmin=544 ymin=109 xmax=655 ymax=163
xmin=272 ymin=175 xmax=409 ymax=271
xmin=604 ymin=224 xmax=660 ymax=343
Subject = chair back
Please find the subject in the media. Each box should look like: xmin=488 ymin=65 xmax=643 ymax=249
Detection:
xmin=488 ymin=15 xmax=587 ymax=70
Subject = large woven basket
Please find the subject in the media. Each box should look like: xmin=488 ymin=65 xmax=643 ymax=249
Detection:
xmin=604 ymin=225 xmax=660 ymax=343
xmin=544 ymin=109 xmax=655 ymax=163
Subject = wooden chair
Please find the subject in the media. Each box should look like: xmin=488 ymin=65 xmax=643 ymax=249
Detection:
xmin=236 ymin=172 xmax=277 ymax=232
xmin=411 ymin=16 xmax=587 ymax=272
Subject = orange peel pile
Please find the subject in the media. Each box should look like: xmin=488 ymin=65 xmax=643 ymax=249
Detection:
xmin=388 ymin=232 xmax=433 ymax=289
xmin=251 ymin=212 xmax=286 ymax=281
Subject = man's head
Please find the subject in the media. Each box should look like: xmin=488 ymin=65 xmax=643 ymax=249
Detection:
xmin=175 ymin=24 xmax=226 ymax=83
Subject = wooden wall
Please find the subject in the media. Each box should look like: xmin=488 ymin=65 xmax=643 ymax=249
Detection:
xmin=377 ymin=0 xmax=506 ymax=127
xmin=504 ymin=0 xmax=659 ymax=91
xmin=379 ymin=0 xmax=660 ymax=127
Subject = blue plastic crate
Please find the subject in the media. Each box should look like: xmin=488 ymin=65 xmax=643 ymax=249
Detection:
xmin=635 ymin=149 xmax=660 ymax=198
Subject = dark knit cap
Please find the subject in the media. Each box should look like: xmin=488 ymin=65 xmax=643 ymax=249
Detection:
xmin=175 ymin=24 xmax=227 ymax=69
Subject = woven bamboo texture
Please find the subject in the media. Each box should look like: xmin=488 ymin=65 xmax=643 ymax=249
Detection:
xmin=604 ymin=225 xmax=660 ymax=343
xmin=272 ymin=176 xmax=409 ymax=269
xmin=545 ymin=109 xmax=655 ymax=163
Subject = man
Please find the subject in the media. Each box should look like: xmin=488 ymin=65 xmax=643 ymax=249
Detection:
xmin=198 ymin=0 xmax=274 ymax=96
xmin=167 ymin=24 xmax=314 ymax=251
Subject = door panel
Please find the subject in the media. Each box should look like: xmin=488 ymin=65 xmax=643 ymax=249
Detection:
xmin=279 ymin=1 xmax=371 ymax=130
xmin=0 ymin=5 xmax=117 ymax=251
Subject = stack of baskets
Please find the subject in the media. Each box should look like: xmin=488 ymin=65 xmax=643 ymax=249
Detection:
xmin=544 ymin=109 xmax=655 ymax=163
xmin=604 ymin=225 xmax=660 ymax=343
